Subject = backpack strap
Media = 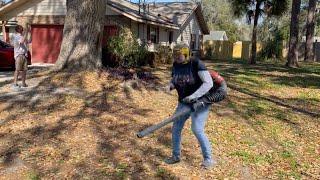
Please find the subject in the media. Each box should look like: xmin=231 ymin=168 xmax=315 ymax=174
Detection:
xmin=209 ymin=70 xmax=224 ymax=85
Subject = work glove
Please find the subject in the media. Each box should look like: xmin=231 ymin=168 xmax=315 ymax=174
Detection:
xmin=192 ymin=100 xmax=206 ymax=112
xmin=182 ymin=96 xmax=196 ymax=104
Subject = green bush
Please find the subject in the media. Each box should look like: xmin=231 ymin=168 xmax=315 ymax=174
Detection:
xmin=136 ymin=44 xmax=150 ymax=66
xmin=258 ymin=28 xmax=284 ymax=61
xmin=205 ymin=45 xmax=214 ymax=59
xmin=155 ymin=46 xmax=173 ymax=64
xmin=105 ymin=27 xmax=149 ymax=67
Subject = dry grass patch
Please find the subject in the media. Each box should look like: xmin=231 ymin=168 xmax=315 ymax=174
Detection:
xmin=0 ymin=61 xmax=319 ymax=179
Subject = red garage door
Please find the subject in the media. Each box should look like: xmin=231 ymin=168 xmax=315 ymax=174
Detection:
xmin=31 ymin=25 xmax=63 ymax=64
xmin=102 ymin=26 xmax=118 ymax=46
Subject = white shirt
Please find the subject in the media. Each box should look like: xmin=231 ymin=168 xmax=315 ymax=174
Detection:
xmin=13 ymin=33 xmax=28 ymax=59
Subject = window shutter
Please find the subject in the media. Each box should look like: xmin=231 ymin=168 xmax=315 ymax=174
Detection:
xmin=157 ymin=27 xmax=159 ymax=43
xmin=147 ymin=25 xmax=150 ymax=41
xmin=169 ymin=31 xmax=173 ymax=44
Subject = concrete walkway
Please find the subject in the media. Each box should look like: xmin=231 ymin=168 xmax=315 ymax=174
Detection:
xmin=0 ymin=64 xmax=53 ymax=95
xmin=0 ymin=64 xmax=53 ymax=86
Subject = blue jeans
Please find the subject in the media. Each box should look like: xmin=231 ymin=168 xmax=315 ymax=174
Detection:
xmin=172 ymin=102 xmax=212 ymax=160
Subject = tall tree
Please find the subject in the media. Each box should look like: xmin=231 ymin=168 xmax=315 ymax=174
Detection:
xmin=304 ymin=0 xmax=317 ymax=62
xmin=229 ymin=0 xmax=288 ymax=64
xmin=202 ymin=0 xmax=247 ymax=42
xmin=54 ymin=0 xmax=106 ymax=71
xmin=287 ymin=0 xmax=302 ymax=67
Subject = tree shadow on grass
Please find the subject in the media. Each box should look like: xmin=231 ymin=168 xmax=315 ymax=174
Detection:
xmin=204 ymin=60 xmax=320 ymax=117
xmin=0 ymin=70 xmax=191 ymax=179
xmin=206 ymin=59 xmax=320 ymax=89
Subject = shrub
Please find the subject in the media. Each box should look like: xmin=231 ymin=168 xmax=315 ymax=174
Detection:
xmin=155 ymin=45 xmax=173 ymax=64
xmin=104 ymin=27 xmax=149 ymax=67
xmin=258 ymin=28 xmax=284 ymax=61
xmin=205 ymin=45 xmax=214 ymax=59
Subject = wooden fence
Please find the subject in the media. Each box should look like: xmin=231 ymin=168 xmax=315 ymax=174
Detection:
xmin=202 ymin=40 xmax=262 ymax=60
xmin=203 ymin=40 xmax=320 ymax=61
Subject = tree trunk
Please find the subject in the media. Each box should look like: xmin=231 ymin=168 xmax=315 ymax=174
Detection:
xmin=250 ymin=1 xmax=261 ymax=65
xmin=54 ymin=0 xmax=106 ymax=71
xmin=286 ymin=0 xmax=301 ymax=67
xmin=304 ymin=0 xmax=316 ymax=62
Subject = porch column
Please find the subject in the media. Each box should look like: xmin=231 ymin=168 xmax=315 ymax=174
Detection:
xmin=196 ymin=34 xmax=199 ymax=50
xmin=1 ymin=21 xmax=8 ymax=42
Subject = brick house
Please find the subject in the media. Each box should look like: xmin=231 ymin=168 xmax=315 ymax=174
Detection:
xmin=0 ymin=0 xmax=209 ymax=64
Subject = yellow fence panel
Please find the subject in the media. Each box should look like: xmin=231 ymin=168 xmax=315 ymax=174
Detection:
xmin=203 ymin=40 xmax=264 ymax=60
xmin=233 ymin=41 xmax=242 ymax=58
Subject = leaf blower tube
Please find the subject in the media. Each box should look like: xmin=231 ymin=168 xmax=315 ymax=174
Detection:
xmin=136 ymin=108 xmax=191 ymax=138
xmin=137 ymin=80 xmax=227 ymax=138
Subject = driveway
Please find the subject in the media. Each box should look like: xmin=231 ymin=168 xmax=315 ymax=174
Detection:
xmin=0 ymin=70 xmax=13 ymax=83
xmin=0 ymin=64 xmax=53 ymax=85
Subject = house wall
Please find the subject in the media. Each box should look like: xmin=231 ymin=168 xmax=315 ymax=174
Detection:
xmin=0 ymin=28 xmax=4 ymax=41
xmin=105 ymin=15 xmax=130 ymax=28
xmin=3 ymin=0 xmax=66 ymax=19
xmin=3 ymin=0 xmax=120 ymax=21
xmin=129 ymin=22 xmax=148 ymax=47
xmin=17 ymin=0 xmax=66 ymax=16
xmin=0 ymin=26 xmax=15 ymax=43
xmin=106 ymin=6 xmax=122 ymax=16
xmin=1 ymin=0 xmax=204 ymax=54
xmin=137 ymin=23 xmax=147 ymax=43
xmin=16 ymin=15 xmax=65 ymax=26
xmin=8 ymin=27 xmax=15 ymax=43
xmin=132 ymin=13 xmax=203 ymax=52
xmin=14 ymin=15 xmax=129 ymax=28
xmin=2 ymin=0 xmax=130 ymax=39
xmin=132 ymin=22 xmax=171 ymax=51
xmin=159 ymin=28 xmax=168 ymax=46
xmin=175 ymin=13 xmax=202 ymax=50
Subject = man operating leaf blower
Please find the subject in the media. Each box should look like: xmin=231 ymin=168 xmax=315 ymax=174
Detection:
xmin=137 ymin=43 xmax=227 ymax=169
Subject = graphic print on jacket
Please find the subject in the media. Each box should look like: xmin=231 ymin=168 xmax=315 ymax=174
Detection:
xmin=172 ymin=59 xmax=207 ymax=102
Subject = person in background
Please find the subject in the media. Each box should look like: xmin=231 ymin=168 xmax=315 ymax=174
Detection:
xmin=12 ymin=24 xmax=30 ymax=89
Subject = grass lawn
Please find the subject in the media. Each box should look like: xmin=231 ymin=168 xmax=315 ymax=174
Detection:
xmin=0 ymin=59 xmax=319 ymax=179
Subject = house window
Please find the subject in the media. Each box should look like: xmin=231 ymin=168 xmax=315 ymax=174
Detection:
xmin=168 ymin=31 xmax=173 ymax=44
xmin=190 ymin=34 xmax=196 ymax=50
xmin=147 ymin=25 xmax=159 ymax=43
